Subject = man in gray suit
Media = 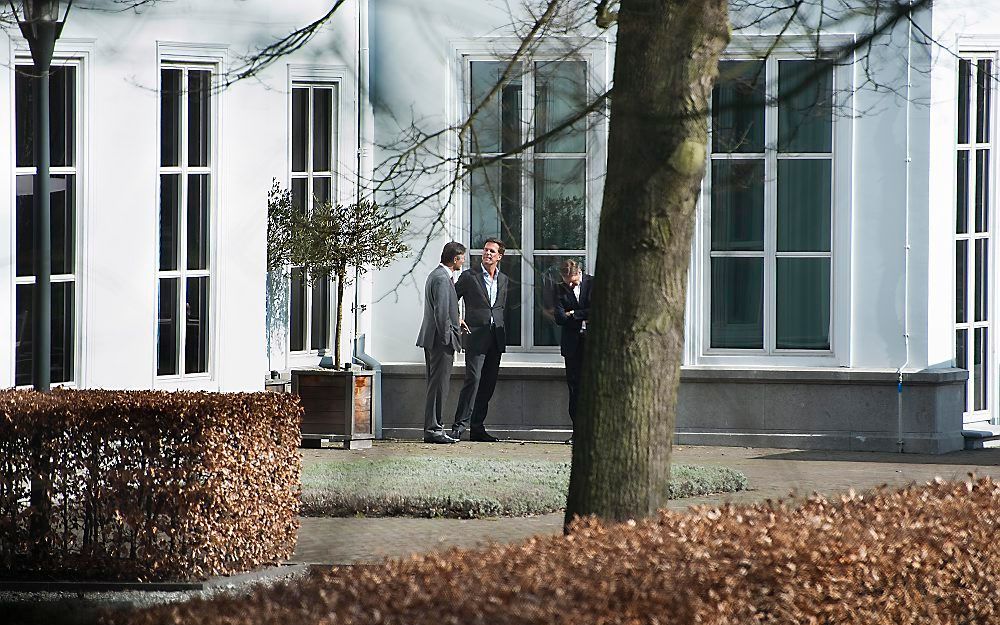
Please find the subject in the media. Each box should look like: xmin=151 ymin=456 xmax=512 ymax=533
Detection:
xmin=416 ymin=242 xmax=467 ymax=443
xmin=451 ymin=237 xmax=508 ymax=442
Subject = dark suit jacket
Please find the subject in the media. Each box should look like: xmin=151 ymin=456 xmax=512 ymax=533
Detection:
xmin=554 ymin=274 xmax=592 ymax=358
xmin=415 ymin=265 xmax=462 ymax=353
xmin=456 ymin=265 xmax=508 ymax=354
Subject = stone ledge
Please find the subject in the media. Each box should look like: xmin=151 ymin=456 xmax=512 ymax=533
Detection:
xmin=680 ymin=367 xmax=968 ymax=385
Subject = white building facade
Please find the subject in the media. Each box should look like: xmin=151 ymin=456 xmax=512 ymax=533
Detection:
xmin=2 ymin=0 xmax=996 ymax=452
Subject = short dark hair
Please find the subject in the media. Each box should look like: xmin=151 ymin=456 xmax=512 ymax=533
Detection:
xmin=559 ymin=259 xmax=581 ymax=278
xmin=484 ymin=237 xmax=506 ymax=256
xmin=440 ymin=241 xmax=467 ymax=264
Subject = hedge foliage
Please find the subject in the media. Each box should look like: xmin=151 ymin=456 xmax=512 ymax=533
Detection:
xmin=0 ymin=389 xmax=302 ymax=581
xmin=118 ymin=477 xmax=1000 ymax=624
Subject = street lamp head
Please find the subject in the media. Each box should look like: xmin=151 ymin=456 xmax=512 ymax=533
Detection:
xmin=10 ymin=0 xmax=69 ymax=25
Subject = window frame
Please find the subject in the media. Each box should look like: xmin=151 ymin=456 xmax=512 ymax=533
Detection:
xmin=452 ymin=39 xmax=609 ymax=354
xmin=286 ymin=68 xmax=344 ymax=357
xmin=10 ymin=47 xmax=88 ymax=389
xmin=154 ymin=44 xmax=224 ymax=384
xmin=688 ymin=37 xmax=854 ymax=367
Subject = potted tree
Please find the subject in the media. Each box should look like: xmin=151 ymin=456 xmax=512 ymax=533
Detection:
xmin=267 ymin=181 xmax=408 ymax=448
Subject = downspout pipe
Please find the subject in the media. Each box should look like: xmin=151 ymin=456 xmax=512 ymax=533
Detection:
xmin=897 ymin=0 xmax=914 ymax=452
xmin=351 ymin=0 xmax=370 ymax=366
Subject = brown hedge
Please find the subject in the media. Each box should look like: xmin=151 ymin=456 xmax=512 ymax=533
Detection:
xmin=0 ymin=389 xmax=302 ymax=581
xmin=117 ymin=477 xmax=1000 ymax=624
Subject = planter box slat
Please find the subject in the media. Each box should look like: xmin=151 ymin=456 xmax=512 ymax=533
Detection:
xmin=292 ymin=369 xmax=375 ymax=449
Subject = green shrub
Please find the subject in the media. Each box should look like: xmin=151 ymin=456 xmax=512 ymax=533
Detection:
xmin=0 ymin=389 xmax=302 ymax=581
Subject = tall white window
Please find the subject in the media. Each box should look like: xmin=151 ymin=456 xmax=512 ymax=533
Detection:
xmin=706 ymin=58 xmax=834 ymax=353
xmin=156 ymin=63 xmax=214 ymax=377
xmin=13 ymin=61 xmax=79 ymax=386
xmin=288 ymin=82 xmax=338 ymax=353
xmin=955 ymin=53 xmax=996 ymax=425
xmin=465 ymin=57 xmax=590 ymax=349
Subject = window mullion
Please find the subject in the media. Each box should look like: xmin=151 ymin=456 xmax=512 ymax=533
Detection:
xmin=764 ymin=55 xmax=779 ymax=354
xmin=178 ymin=67 xmax=189 ymax=374
xmin=523 ymin=60 xmax=534 ymax=349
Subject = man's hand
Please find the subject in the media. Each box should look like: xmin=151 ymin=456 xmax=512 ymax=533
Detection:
xmin=566 ymin=310 xmax=574 ymax=316
xmin=460 ymin=320 xmax=470 ymax=334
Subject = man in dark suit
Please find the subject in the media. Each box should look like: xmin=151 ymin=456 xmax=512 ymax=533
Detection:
xmin=451 ymin=237 xmax=508 ymax=442
xmin=554 ymin=259 xmax=592 ymax=445
xmin=416 ymin=242 xmax=467 ymax=444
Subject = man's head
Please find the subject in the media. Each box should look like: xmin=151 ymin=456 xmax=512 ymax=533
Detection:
xmin=440 ymin=241 xmax=467 ymax=270
xmin=482 ymin=237 xmax=505 ymax=273
xmin=560 ymin=259 xmax=582 ymax=287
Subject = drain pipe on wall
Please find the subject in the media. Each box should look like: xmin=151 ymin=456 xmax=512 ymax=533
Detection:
xmin=897 ymin=0 xmax=915 ymax=453
xmin=351 ymin=0 xmax=370 ymax=366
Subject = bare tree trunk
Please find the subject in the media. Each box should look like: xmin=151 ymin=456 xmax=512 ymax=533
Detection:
xmin=334 ymin=269 xmax=346 ymax=367
xmin=565 ymin=0 xmax=730 ymax=526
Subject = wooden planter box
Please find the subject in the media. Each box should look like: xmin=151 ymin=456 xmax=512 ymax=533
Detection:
xmin=291 ymin=368 xmax=375 ymax=449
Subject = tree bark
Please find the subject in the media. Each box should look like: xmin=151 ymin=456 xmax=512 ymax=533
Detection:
xmin=334 ymin=268 xmax=346 ymax=367
xmin=565 ymin=0 xmax=730 ymax=526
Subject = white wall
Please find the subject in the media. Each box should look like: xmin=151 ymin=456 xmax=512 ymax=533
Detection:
xmin=369 ymin=0 xmax=944 ymax=371
xmin=1 ymin=0 xmax=367 ymax=391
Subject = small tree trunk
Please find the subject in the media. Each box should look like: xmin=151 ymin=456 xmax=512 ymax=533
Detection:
xmin=334 ymin=268 xmax=346 ymax=367
xmin=565 ymin=0 xmax=730 ymax=526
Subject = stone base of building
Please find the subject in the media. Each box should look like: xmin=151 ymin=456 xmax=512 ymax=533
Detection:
xmin=380 ymin=364 xmax=968 ymax=454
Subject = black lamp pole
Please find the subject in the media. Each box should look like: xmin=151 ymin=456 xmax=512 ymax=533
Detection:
xmin=17 ymin=0 xmax=64 ymax=393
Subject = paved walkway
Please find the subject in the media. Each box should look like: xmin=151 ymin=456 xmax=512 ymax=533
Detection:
xmin=291 ymin=442 xmax=1000 ymax=565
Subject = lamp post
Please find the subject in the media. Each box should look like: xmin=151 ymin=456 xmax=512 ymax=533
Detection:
xmin=12 ymin=0 xmax=70 ymax=392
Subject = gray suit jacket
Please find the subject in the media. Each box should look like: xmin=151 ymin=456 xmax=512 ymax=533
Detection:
xmin=416 ymin=265 xmax=462 ymax=353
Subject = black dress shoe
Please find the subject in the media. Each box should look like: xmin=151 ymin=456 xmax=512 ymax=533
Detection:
xmin=424 ymin=433 xmax=458 ymax=444
xmin=470 ymin=430 xmax=500 ymax=442
xmin=565 ymin=437 xmax=573 ymax=445
xmin=450 ymin=428 xmax=464 ymax=441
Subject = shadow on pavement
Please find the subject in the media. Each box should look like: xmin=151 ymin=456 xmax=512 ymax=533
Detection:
xmin=751 ymin=448 xmax=1000 ymax=466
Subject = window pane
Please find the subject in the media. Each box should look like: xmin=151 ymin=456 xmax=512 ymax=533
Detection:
xmin=188 ymin=70 xmax=211 ymax=167
xmin=292 ymin=88 xmax=308 ymax=172
xmin=534 ymin=60 xmax=587 ymax=154
xmin=291 ymin=178 xmax=307 ymax=214
xmin=777 ymin=159 xmax=831 ymax=252
xmin=50 ymin=66 xmax=76 ymax=168
xmin=185 ymin=276 xmax=209 ymax=374
xmin=160 ymin=68 xmax=182 ymax=167
xmin=15 ymin=65 xmax=33 ymax=168
xmin=776 ymin=257 xmax=831 ymax=350
xmin=711 ymin=160 xmax=764 ymax=251
xmin=534 ymin=158 xmax=585 ymax=250
xmin=976 ymin=149 xmax=989 ymax=233
xmin=50 ymin=175 xmax=75 ymax=275
xmin=959 ymin=59 xmax=971 ymax=144
xmin=957 ymin=240 xmax=968 ymax=324
xmin=778 ymin=60 xmax=833 ymax=153
xmin=310 ymin=272 xmax=331 ymax=351
xmin=313 ymin=88 xmax=333 ymax=172
xmin=710 ymin=257 xmax=763 ymax=349
xmin=15 ymin=175 xmax=75 ymax=277
xmin=160 ymin=174 xmax=180 ymax=271
xmin=977 ymin=59 xmax=992 ymax=144
xmin=712 ymin=61 xmax=765 ymax=153
xmin=157 ymin=278 xmax=179 ymax=376
xmin=975 ymin=327 xmax=988 ymax=411
xmin=470 ymin=159 xmax=521 ymax=249
xmin=469 ymin=61 xmax=522 ymax=154
xmin=187 ymin=174 xmax=210 ymax=270
xmin=957 ymin=150 xmax=970 ymax=234
xmin=976 ymin=238 xmax=988 ymax=322
xmin=533 ymin=255 xmax=585 ymax=347
xmin=289 ymin=268 xmax=307 ymax=352
xmin=15 ymin=65 xmax=76 ymax=168
xmin=14 ymin=282 xmax=75 ymax=386
xmin=314 ymin=177 xmax=332 ymax=206
xmin=473 ymin=253 xmax=522 ymax=346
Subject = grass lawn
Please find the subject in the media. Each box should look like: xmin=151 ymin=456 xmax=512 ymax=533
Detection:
xmin=300 ymin=456 xmax=749 ymax=518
